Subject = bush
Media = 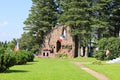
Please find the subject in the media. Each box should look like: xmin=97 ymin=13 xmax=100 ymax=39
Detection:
xmin=0 ymin=49 xmax=34 ymax=72
xmin=0 ymin=47 xmax=5 ymax=54
xmin=13 ymin=50 xmax=34 ymax=65
xmin=94 ymin=50 xmax=106 ymax=60
xmin=94 ymin=37 xmax=120 ymax=60
xmin=26 ymin=51 xmax=34 ymax=62
xmin=14 ymin=51 xmax=28 ymax=65
xmin=0 ymin=53 xmax=16 ymax=72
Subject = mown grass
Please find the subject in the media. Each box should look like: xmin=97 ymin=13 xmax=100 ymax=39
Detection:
xmin=71 ymin=57 xmax=97 ymax=62
xmin=85 ymin=62 xmax=120 ymax=80
xmin=72 ymin=57 xmax=120 ymax=80
xmin=0 ymin=58 xmax=97 ymax=80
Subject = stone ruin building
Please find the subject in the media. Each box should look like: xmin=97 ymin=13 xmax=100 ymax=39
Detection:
xmin=39 ymin=25 xmax=91 ymax=58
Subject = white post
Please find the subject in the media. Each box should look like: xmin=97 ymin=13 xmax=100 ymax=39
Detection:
xmin=85 ymin=47 xmax=88 ymax=57
xmin=80 ymin=47 xmax=84 ymax=57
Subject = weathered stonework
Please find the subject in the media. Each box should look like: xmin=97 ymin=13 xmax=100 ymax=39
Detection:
xmin=39 ymin=25 xmax=76 ymax=58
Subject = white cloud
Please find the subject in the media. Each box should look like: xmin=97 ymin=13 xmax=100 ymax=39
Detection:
xmin=0 ymin=21 xmax=8 ymax=26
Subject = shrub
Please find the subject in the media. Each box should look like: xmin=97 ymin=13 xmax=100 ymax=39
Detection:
xmin=94 ymin=50 xmax=106 ymax=60
xmin=14 ymin=51 xmax=28 ymax=65
xmin=94 ymin=37 xmax=120 ymax=60
xmin=0 ymin=53 xmax=16 ymax=72
xmin=0 ymin=47 xmax=5 ymax=54
xmin=26 ymin=51 xmax=34 ymax=62
xmin=13 ymin=50 xmax=34 ymax=65
xmin=0 ymin=49 xmax=34 ymax=72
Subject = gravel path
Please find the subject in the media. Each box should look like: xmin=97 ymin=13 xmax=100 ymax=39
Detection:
xmin=72 ymin=62 xmax=110 ymax=80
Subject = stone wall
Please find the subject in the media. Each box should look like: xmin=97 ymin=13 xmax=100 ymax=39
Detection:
xmin=39 ymin=26 xmax=75 ymax=58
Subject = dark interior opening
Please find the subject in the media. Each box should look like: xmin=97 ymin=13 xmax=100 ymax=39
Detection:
xmin=46 ymin=53 xmax=49 ymax=56
xmin=43 ymin=53 xmax=45 ymax=56
xmin=56 ymin=40 xmax=61 ymax=52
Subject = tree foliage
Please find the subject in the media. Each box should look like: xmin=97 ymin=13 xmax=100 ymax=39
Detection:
xmin=94 ymin=37 xmax=120 ymax=60
xmin=24 ymin=0 xmax=59 ymax=36
xmin=57 ymin=0 xmax=92 ymax=46
xmin=21 ymin=0 xmax=120 ymax=55
xmin=0 ymin=53 xmax=16 ymax=73
xmin=23 ymin=0 xmax=59 ymax=53
xmin=108 ymin=0 xmax=120 ymax=37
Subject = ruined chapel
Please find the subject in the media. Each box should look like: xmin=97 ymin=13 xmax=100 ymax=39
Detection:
xmin=39 ymin=25 xmax=78 ymax=58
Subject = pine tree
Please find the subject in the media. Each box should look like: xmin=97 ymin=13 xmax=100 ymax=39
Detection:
xmin=108 ymin=0 xmax=120 ymax=37
xmin=57 ymin=0 xmax=93 ymax=57
xmin=24 ymin=0 xmax=59 ymax=38
xmin=89 ymin=0 xmax=112 ymax=39
xmin=23 ymin=0 xmax=59 ymax=50
xmin=57 ymin=0 xmax=92 ymax=46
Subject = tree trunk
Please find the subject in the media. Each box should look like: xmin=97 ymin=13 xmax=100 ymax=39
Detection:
xmin=77 ymin=35 xmax=81 ymax=57
xmin=85 ymin=47 xmax=88 ymax=57
xmin=74 ymin=35 xmax=78 ymax=57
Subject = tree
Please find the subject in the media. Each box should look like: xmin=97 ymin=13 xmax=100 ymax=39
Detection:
xmin=23 ymin=0 xmax=59 ymax=53
xmin=0 ymin=41 xmax=9 ymax=54
xmin=94 ymin=37 xmax=120 ymax=60
xmin=21 ymin=0 xmax=120 ymax=57
xmin=89 ymin=0 xmax=113 ymax=39
xmin=19 ymin=32 xmax=39 ymax=53
xmin=57 ymin=0 xmax=92 ymax=45
xmin=24 ymin=0 xmax=59 ymax=38
xmin=57 ymin=0 xmax=93 ymax=57
xmin=108 ymin=0 xmax=120 ymax=37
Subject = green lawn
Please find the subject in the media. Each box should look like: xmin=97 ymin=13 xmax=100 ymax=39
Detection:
xmin=1 ymin=57 xmax=119 ymax=80
xmin=85 ymin=63 xmax=120 ymax=80
xmin=0 ymin=58 xmax=97 ymax=80
xmin=71 ymin=57 xmax=120 ymax=80
xmin=71 ymin=57 xmax=97 ymax=62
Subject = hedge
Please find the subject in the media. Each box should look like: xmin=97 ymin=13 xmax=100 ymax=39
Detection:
xmin=0 ymin=50 xmax=34 ymax=72
xmin=13 ymin=50 xmax=34 ymax=65
xmin=0 ymin=53 xmax=16 ymax=72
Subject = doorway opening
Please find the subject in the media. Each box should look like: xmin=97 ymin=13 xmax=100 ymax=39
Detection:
xmin=56 ymin=40 xmax=61 ymax=52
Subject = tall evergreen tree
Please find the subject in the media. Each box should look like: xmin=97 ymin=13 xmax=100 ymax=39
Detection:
xmin=89 ymin=0 xmax=112 ymax=39
xmin=24 ymin=0 xmax=59 ymax=42
xmin=108 ymin=0 xmax=120 ymax=37
xmin=23 ymin=0 xmax=59 ymax=53
xmin=57 ymin=0 xmax=92 ymax=46
xmin=57 ymin=0 xmax=93 ymax=57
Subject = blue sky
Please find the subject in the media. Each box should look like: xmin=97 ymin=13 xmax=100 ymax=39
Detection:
xmin=0 ymin=0 xmax=32 ymax=42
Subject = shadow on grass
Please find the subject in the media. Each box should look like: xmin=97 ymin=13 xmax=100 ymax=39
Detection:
xmin=5 ymin=70 xmax=29 ymax=73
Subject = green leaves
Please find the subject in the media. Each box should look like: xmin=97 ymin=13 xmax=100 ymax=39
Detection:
xmin=23 ymin=0 xmax=59 ymax=53
xmin=96 ymin=37 xmax=120 ymax=60
xmin=57 ymin=0 xmax=92 ymax=46
xmin=22 ymin=0 xmax=119 ymax=53
xmin=0 ymin=53 xmax=16 ymax=72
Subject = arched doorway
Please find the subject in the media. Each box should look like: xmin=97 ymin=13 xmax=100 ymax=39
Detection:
xmin=43 ymin=52 xmax=45 ymax=56
xmin=56 ymin=40 xmax=61 ymax=52
xmin=46 ymin=52 xmax=49 ymax=56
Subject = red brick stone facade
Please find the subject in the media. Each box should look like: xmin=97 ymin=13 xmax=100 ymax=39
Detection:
xmin=39 ymin=26 xmax=76 ymax=58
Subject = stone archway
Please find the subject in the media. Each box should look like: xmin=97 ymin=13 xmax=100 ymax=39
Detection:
xmin=56 ymin=40 xmax=61 ymax=52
